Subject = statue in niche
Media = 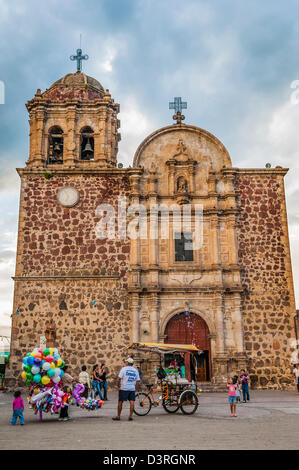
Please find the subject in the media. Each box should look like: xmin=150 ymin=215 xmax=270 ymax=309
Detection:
xmin=149 ymin=161 xmax=157 ymax=175
xmin=177 ymin=176 xmax=188 ymax=193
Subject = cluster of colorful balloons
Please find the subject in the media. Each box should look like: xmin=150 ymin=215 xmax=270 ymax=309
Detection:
xmin=21 ymin=347 xmax=65 ymax=387
xmin=80 ymin=397 xmax=104 ymax=411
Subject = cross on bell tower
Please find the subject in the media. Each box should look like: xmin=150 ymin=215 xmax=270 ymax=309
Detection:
xmin=169 ymin=97 xmax=187 ymax=124
xmin=70 ymin=48 xmax=89 ymax=72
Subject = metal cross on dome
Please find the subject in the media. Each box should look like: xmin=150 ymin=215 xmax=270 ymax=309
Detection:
xmin=70 ymin=48 xmax=89 ymax=72
xmin=169 ymin=97 xmax=187 ymax=124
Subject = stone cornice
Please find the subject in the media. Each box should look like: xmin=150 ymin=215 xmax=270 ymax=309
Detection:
xmin=232 ymin=168 xmax=289 ymax=176
xmin=16 ymin=167 xmax=143 ymax=177
xmin=12 ymin=275 xmax=120 ymax=281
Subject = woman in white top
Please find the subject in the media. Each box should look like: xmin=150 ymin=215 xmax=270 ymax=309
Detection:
xmin=293 ymin=364 xmax=299 ymax=392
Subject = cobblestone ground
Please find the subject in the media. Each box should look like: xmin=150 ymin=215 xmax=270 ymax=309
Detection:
xmin=1 ymin=390 xmax=299 ymax=450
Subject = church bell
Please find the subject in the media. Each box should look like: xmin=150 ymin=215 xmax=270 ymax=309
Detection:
xmin=83 ymin=139 xmax=93 ymax=153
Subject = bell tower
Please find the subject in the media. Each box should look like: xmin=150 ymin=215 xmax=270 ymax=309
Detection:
xmin=26 ymin=67 xmax=121 ymax=169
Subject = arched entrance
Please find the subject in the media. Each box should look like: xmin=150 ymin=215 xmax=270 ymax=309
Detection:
xmin=165 ymin=312 xmax=211 ymax=381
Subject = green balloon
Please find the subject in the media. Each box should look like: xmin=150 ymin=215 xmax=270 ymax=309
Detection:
xmin=23 ymin=364 xmax=31 ymax=373
xmin=43 ymin=348 xmax=50 ymax=357
xmin=26 ymin=373 xmax=33 ymax=382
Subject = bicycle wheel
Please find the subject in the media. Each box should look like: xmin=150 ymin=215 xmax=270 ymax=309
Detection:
xmin=179 ymin=390 xmax=198 ymax=415
xmin=134 ymin=392 xmax=152 ymax=416
xmin=162 ymin=396 xmax=180 ymax=413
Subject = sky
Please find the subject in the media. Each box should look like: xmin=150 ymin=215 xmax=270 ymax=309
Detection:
xmin=0 ymin=0 xmax=299 ymax=337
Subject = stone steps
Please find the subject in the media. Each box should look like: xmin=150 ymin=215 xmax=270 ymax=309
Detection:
xmin=197 ymin=382 xmax=227 ymax=392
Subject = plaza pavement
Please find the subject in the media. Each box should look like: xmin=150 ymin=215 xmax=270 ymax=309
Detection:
xmin=1 ymin=389 xmax=299 ymax=450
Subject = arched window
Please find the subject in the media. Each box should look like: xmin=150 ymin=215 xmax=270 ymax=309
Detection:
xmin=45 ymin=326 xmax=56 ymax=348
xmin=48 ymin=126 xmax=63 ymax=164
xmin=80 ymin=126 xmax=94 ymax=160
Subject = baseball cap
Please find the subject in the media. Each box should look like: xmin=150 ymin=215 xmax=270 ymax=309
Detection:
xmin=126 ymin=357 xmax=134 ymax=364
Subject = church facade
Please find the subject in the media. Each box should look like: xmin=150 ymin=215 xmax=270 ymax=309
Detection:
xmin=7 ymin=69 xmax=297 ymax=389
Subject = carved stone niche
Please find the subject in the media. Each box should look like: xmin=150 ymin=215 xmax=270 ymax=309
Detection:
xmin=165 ymin=139 xmax=196 ymax=203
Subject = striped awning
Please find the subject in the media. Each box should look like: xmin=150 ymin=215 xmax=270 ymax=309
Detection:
xmin=128 ymin=342 xmax=200 ymax=354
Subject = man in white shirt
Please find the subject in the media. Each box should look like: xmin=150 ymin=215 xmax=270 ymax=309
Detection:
xmin=112 ymin=357 xmax=140 ymax=421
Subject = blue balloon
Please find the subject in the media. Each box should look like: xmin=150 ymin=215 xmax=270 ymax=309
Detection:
xmin=53 ymin=353 xmax=60 ymax=360
xmin=34 ymin=357 xmax=41 ymax=365
xmin=23 ymin=357 xmax=28 ymax=365
xmin=27 ymin=356 xmax=35 ymax=366
xmin=59 ymin=369 xmax=64 ymax=377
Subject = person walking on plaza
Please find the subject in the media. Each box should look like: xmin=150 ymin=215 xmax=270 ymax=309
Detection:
xmin=91 ymin=364 xmax=104 ymax=400
xmin=59 ymin=366 xmax=74 ymax=421
xmin=99 ymin=364 xmax=108 ymax=400
xmin=227 ymin=377 xmax=238 ymax=417
xmin=240 ymin=369 xmax=250 ymax=403
xmin=79 ymin=365 xmax=91 ymax=399
xmin=11 ymin=390 xmax=25 ymax=426
xmin=112 ymin=357 xmax=140 ymax=421
xmin=293 ymin=364 xmax=299 ymax=392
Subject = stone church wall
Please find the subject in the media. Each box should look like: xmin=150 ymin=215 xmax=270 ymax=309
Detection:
xmin=235 ymin=170 xmax=296 ymax=389
xmin=7 ymin=171 xmax=132 ymax=388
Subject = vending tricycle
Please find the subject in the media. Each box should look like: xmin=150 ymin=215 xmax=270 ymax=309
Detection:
xmin=128 ymin=342 xmax=201 ymax=416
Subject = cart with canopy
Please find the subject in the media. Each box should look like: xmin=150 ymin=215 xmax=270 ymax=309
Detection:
xmin=128 ymin=342 xmax=200 ymax=415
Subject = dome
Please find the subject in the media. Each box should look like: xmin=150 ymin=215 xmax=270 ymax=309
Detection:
xmin=42 ymin=71 xmax=105 ymax=101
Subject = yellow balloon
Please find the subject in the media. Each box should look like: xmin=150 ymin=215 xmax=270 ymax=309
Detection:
xmin=49 ymin=348 xmax=54 ymax=355
xmin=56 ymin=358 xmax=62 ymax=367
xmin=21 ymin=371 xmax=27 ymax=380
xmin=31 ymin=351 xmax=37 ymax=357
xmin=41 ymin=376 xmax=50 ymax=385
xmin=50 ymin=362 xmax=56 ymax=369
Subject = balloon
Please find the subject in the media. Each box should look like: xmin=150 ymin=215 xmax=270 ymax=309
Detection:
xmin=48 ymin=369 xmax=55 ymax=378
xmin=26 ymin=372 xmax=33 ymax=382
xmin=35 ymin=353 xmax=43 ymax=360
xmin=41 ymin=376 xmax=50 ymax=385
xmin=31 ymin=366 xmax=40 ymax=375
xmin=23 ymin=357 xmax=28 ymax=365
xmin=23 ymin=364 xmax=31 ymax=373
xmin=45 ymin=355 xmax=53 ymax=363
xmin=27 ymin=356 xmax=35 ymax=366
xmin=59 ymin=369 xmax=64 ymax=377
xmin=30 ymin=351 xmax=37 ymax=357
xmin=50 ymin=363 xmax=56 ymax=369
xmin=52 ymin=376 xmax=61 ymax=384
xmin=43 ymin=348 xmax=50 ymax=357
xmin=21 ymin=371 xmax=27 ymax=380
xmin=53 ymin=353 xmax=59 ymax=360
xmin=56 ymin=358 xmax=62 ymax=367
xmin=53 ymin=348 xmax=58 ymax=354
xmin=54 ymin=368 xmax=61 ymax=376
xmin=42 ymin=362 xmax=51 ymax=371
xmin=33 ymin=374 xmax=41 ymax=383
xmin=49 ymin=348 xmax=54 ymax=355
xmin=34 ymin=357 xmax=41 ymax=366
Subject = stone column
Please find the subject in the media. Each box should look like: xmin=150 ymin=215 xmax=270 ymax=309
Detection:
xmin=224 ymin=296 xmax=235 ymax=349
xmin=129 ymin=174 xmax=141 ymax=267
xmin=149 ymin=292 xmax=159 ymax=342
xmin=131 ymin=293 xmax=140 ymax=343
xmin=215 ymin=294 xmax=225 ymax=354
xmin=210 ymin=216 xmax=220 ymax=267
xmin=64 ymin=104 xmax=77 ymax=167
xmin=34 ymin=108 xmax=46 ymax=166
xmin=96 ymin=110 xmax=107 ymax=165
xmin=232 ymin=292 xmax=244 ymax=353
xmin=227 ymin=215 xmax=238 ymax=267
xmin=148 ymin=170 xmax=158 ymax=267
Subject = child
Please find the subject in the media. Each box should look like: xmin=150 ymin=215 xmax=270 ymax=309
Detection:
xmin=227 ymin=377 xmax=238 ymax=417
xmin=233 ymin=375 xmax=241 ymax=403
xmin=78 ymin=365 xmax=91 ymax=399
xmin=11 ymin=390 xmax=25 ymax=425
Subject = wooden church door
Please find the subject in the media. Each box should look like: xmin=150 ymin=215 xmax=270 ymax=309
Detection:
xmin=165 ymin=312 xmax=211 ymax=381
